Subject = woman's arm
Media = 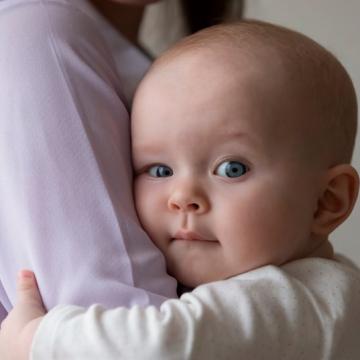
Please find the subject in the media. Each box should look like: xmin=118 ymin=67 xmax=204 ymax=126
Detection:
xmin=0 ymin=0 xmax=176 ymax=315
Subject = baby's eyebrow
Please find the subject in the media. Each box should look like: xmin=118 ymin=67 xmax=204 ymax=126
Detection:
xmin=218 ymin=131 xmax=257 ymax=146
xmin=133 ymin=132 xmax=257 ymax=153
xmin=132 ymin=144 xmax=166 ymax=156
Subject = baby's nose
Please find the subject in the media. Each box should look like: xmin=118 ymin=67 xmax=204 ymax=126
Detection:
xmin=167 ymin=188 xmax=209 ymax=214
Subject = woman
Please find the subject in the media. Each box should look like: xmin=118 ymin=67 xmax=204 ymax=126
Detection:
xmin=0 ymin=0 xmax=178 ymax=323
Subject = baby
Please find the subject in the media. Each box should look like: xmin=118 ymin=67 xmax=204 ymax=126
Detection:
xmin=2 ymin=20 xmax=360 ymax=359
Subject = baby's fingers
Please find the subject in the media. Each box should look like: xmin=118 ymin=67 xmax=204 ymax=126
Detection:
xmin=16 ymin=270 xmax=45 ymax=310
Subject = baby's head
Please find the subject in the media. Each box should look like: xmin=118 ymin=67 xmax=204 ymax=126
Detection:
xmin=131 ymin=20 xmax=359 ymax=287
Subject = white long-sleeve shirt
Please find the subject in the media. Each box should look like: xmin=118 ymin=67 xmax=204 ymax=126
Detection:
xmin=32 ymin=256 xmax=360 ymax=359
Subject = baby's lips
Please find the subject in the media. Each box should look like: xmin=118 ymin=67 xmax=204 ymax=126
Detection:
xmin=173 ymin=229 xmax=216 ymax=242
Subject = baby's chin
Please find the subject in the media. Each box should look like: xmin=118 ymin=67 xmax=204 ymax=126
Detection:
xmin=168 ymin=260 xmax=231 ymax=289
xmin=167 ymin=260 xmax=207 ymax=288
xmin=171 ymin=271 xmax=209 ymax=289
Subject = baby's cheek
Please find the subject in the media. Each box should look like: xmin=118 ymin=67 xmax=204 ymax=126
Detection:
xmin=219 ymin=195 xmax=280 ymax=245
xmin=135 ymin=183 xmax=166 ymax=240
xmin=134 ymin=180 xmax=153 ymax=224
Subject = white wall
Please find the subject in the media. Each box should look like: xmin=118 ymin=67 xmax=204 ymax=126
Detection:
xmin=244 ymin=0 xmax=360 ymax=265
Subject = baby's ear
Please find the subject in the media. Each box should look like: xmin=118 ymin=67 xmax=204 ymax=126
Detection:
xmin=312 ymin=164 xmax=359 ymax=236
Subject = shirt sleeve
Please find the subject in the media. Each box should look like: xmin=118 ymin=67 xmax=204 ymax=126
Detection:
xmin=0 ymin=0 xmax=176 ymax=314
xmin=31 ymin=259 xmax=360 ymax=360
xmin=31 ymin=263 xmax=360 ymax=360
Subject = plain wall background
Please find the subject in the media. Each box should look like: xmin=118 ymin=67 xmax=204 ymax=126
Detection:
xmin=243 ymin=0 xmax=360 ymax=265
xmin=140 ymin=0 xmax=360 ymax=265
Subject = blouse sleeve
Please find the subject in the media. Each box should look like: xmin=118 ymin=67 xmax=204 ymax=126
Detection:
xmin=0 ymin=0 xmax=177 ymax=315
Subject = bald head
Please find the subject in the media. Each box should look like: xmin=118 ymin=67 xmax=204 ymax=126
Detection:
xmin=143 ymin=20 xmax=357 ymax=165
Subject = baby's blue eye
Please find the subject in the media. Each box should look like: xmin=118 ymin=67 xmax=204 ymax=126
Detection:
xmin=215 ymin=161 xmax=248 ymax=178
xmin=148 ymin=165 xmax=173 ymax=178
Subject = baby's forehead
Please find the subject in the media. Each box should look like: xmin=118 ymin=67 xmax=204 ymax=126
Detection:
xmin=143 ymin=55 xmax=305 ymax=148
xmin=145 ymin=43 xmax=308 ymax=123
xmin=149 ymin=36 xmax=304 ymax=109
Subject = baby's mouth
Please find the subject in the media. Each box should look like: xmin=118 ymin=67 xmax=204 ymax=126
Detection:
xmin=172 ymin=229 xmax=217 ymax=242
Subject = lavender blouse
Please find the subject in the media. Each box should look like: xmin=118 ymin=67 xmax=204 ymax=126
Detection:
xmin=0 ymin=0 xmax=177 ymax=321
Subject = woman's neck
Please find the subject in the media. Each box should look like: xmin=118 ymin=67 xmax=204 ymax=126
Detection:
xmin=89 ymin=0 xmax=145 ymax=45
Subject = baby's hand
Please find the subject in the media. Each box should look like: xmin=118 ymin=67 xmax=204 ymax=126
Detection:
xmin=0 ymin=270 xmax=46 ymax=360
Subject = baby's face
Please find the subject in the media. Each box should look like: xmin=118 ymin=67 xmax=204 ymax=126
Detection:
xmin=132 ymin=49 xmax=323 ymax=287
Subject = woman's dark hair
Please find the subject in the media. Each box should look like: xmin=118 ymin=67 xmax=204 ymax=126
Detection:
xmin=181 ymin=0 xmax=244 ymax=34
